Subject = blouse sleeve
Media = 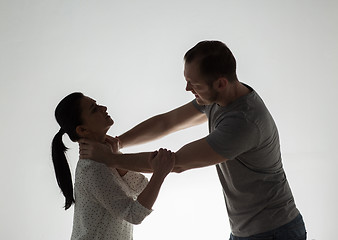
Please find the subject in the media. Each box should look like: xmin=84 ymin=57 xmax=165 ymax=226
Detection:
xmin=121 ymin=171 xmax=148 ymax=196
xmin=81 ymin=161 xmax=152 ymax=225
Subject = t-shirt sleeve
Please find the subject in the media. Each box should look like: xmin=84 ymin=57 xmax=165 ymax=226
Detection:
xmin=206 ymin=116 xmax=260 ymax=160
xmin=81 ymin=163 xmax=152 ymax=225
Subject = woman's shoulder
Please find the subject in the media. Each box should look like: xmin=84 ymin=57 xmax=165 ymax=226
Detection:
xmin=78 ymin=158 xmax=103 ymax=166
xmin=75 ymin=159 xmax=118 ymax=187
xmin=76 ymin=159 xmax=110 ymax=175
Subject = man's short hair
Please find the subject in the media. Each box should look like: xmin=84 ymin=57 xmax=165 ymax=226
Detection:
xmin=184 ymin=40 xmax=237 ymax=85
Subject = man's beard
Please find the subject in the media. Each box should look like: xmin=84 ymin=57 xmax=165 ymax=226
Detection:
xmin=196 ymin=90 xmax=219 ymax=105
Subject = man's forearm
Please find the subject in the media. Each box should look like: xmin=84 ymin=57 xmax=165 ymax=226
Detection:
xmin=105 ymin=152 xmax=154 ymax=173
xmin=118 ymin=102 xmax=207 ymax=149
xmin=118 ymin=114 xmax=170 ymax=149
xmin=171 ymin=138 xmax=228 ymax=173
xmin=104 ymin=136 xmax=226 ymax=175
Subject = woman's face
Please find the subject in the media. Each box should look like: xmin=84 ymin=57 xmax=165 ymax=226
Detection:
xmin=78 ymin=96 xmax=114 ymax=140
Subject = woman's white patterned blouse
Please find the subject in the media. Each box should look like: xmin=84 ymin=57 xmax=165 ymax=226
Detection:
xmin=70 ymin=159 xmax=152 ymax=240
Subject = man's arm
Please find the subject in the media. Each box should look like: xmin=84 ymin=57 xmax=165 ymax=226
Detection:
xmin=118 ymin=101 xmax=207 ymax=149
xmin=80 ymin=137 xmax=227 ymax=173
xmin=173 ymin=137 xmax=227 ymax=172
xmin=79 ymin=101 xmax=219 ymax=172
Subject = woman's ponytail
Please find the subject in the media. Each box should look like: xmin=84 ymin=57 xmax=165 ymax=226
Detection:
xmin=52 ymin=92 xmax=83 ymax=210
xmin=51 ymin=129 xmax=75 ymax=210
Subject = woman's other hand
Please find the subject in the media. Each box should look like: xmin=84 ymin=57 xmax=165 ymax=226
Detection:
xmin=149 ymin=148 xmax=175 ymax=177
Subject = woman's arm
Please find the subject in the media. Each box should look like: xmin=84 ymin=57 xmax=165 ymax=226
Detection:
xmin=136 ymin=149 xmax=175 ymax=210
xmin=81 ymin=150 xmax=174 ymax=224
xmin=121 ymin=171 xmax=149 ymax=195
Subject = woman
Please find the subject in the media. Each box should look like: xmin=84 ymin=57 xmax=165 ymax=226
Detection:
xmin=51 ymin=92 xmax=175 ymax=240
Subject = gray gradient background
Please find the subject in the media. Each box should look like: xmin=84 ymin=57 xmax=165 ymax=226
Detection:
xmin=1 ymin=1 xmax=337 ymax=239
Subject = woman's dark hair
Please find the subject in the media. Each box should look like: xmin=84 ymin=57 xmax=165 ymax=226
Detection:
xmin=51 ymin=92 xmax=84 ymax=210
xmin=184 ymin=40 xmax=237 ymax=86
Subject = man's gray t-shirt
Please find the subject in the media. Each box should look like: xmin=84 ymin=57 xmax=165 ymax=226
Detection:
xmin=192 ymin=85 xmax=299 ymax=237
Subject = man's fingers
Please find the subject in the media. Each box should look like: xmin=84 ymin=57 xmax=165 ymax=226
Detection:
xmin=78 ymin=138 xmax=88 ymax=144
xmin=79 ymin=150 xmax=89 ymax=159
xmin=79 ymin=142 xmax=93 ymax=150
xmin=79 ymin=143 xmax=87 ymax=149
xmin=79 ymin=148 xmax=89 ymax=154
xmin=79 ymin=139 xmax=93 ymax=159
xmin=78 ymin=138 xmax=95 ymax=145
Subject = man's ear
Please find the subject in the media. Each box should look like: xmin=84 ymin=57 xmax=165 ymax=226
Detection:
xmin=76 ymin=125 xmax=89 ymax=138
xmin=213 ymin=77 xmax=228 ymax=91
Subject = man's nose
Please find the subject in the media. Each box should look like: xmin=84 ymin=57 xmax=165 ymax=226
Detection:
xmin=185 ymin=82 xmax=192 ymax=91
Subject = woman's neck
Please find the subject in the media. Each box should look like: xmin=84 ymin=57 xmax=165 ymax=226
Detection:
xmin=87 ymin=132 xmax=106 ymax=143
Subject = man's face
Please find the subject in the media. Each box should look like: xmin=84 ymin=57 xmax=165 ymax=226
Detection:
xmin=184 ymin=60 xmax=218 ymax=105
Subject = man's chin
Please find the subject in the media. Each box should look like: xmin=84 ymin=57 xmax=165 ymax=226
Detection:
xmin=196 ymin=98 xmax=207 ymax=105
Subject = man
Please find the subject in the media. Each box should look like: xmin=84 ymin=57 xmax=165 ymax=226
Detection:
xmin=80 ymin=40 xmax=306 ymax=239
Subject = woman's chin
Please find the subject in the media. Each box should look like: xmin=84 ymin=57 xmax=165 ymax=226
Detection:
xmin=107 ymin=117 xmax=114 ymax=125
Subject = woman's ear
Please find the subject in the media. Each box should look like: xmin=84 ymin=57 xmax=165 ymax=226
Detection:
xmin=76 ymin=125 xmax=89 ymax=138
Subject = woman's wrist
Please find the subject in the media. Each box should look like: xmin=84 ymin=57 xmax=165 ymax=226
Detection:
xmin=151 ymin=170 xmax=168 ymax=182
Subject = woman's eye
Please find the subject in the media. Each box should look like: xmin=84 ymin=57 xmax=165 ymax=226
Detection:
xmin=92 ymin=105 xmax=99 ymax=113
